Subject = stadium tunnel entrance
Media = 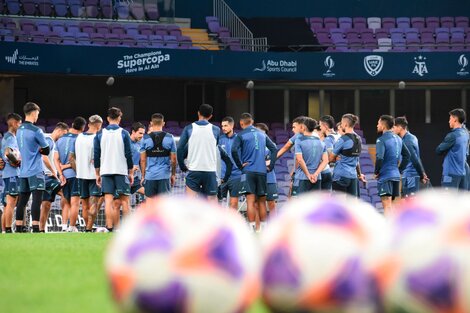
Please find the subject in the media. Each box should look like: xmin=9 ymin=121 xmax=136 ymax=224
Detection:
xmin=0 ymin=74 xmax=468 ymax=184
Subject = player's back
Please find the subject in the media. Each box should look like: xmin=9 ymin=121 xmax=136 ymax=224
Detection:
xmin=184 ymin=121 xmax=219 ymax=172
xmin=377 ymin=131 xmax=402 ymax=181
xmin=333 ymin=133 xmax=361 ymax=179
xmin=142 ymin=131 xmax=176 ymax=180
xmin=17 ymin=122 xmax=48 ymax=177
xmin=238 ymin=125 xmax=269 ymax=174
xmin=75 ymin=132 xmax=96 ymax=179
xmin=443 ymin=127 xmax=469 ymax=176
xmin=402 ymin=132 xmax=420 ymax=177
xmin=56 ymin=133 xmax=78 ymax=178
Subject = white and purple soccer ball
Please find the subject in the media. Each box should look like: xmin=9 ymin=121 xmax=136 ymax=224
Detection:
xmin=105 ymin=196 xmax=261 ymax=313
xmin=378 ymin=189 xmax=470 ymax=313
xmin=259 ymin=193 xmax=388 ymax=313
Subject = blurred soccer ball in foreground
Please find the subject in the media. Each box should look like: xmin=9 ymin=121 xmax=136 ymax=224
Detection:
xmin=379 ymin=189 xmax=470 ymax=313
xmin=260 ymin=193 xmax=388 ymax=312
xmin=106 ymin=196 xmax=260 ymax=313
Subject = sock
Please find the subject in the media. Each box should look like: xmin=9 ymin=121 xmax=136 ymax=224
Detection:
xmin=16 ymin=225 xmax=24 ymax=233
xmin=249 ymin=222 xmax=256 ymax=232
xmin=85 ymin=229 xmax=92 ymax=233
xmin=32 ymin=225 xmax=40 ymax=233
xmin=62 ymin=224 xmax=68 ymax=231
xmin=39 ymin=230 xmax=45 ymax=233
xmin=106 ymin=227 xmax=113 ymax=232
xmin=5 ymin=227 xmax=12 ymax=233
xmin=260 ymin=221 xmax=267 ymax=231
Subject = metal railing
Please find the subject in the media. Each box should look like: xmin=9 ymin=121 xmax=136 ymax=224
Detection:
xmin=213 ymin=0 xmax=267 ymax=52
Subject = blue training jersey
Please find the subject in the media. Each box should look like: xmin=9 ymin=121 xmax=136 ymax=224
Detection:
xmin=219 ymin=133 xmax=242 ymax=180
xmin=56 ymin=133 xmax=78 ymax=179
xmin=375 ymin=131 xmax=402 ymax=183
xmin=436 ymin=127 xmax=470 ymax=176
xmin=332 ymin=134 xmax=360 ymax=180
xmin=1 ymin=131 xmax=20 ymax=178
xmin=231 ymin=125 xmax=277 ymax=174
xmin=17 ymin=121 xmax=49 ymax=178
xmin=140 ymin=131 xmax=177 ymax=180
xmin=402 ymin=132 xmax=421 ymax=178
xmin=266 ymin=148 xmax=277 ymax=183
xmin=131 ymin=139 xmax=142 ymax=181
xmin=294 ymin=134 xmax=326 ymax=180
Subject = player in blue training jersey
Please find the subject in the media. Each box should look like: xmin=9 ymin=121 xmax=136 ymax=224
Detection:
xmin=294 ymin=118 xmax=329 ymax=194
xmin=129 ymin=122 xmax=146 ymax=196
xmin=329 ymin=114 xmax=365 ymax=197
xmin=392 ymin=116 xmax=429 ymax=197
xmin=39 ymin=122 xmax=69 ymax=232
xmin=255 ymin=123 xmax=278 ymax=216
xmin=319 ymin=115 xmax=340 ymax=191
xmin=177 ymin=104 xmax=232 ymax=199
xmin=436 ymin=108 xmax=470 ymax=190
xmin=375 ymin=115 xmax=410 ymax=214
xmin=54 ymin=116 xmax=86 ymax=232
xmin=219 ymin=116 xmax=242 ymax=209
xmin=140 ymin=114 xmax=177 ymax=197
xmin=276 ymin=116 xmax=306 ymax=197
xmin=231 ymin=113 xmax=277 ymax=232
xmin=94 ymin=107 xmax=134 ymax=232
xmin=15 ymin=102 xmax=50 ymax=233
xmin=1 ymin=113 xmax=22 ymax=233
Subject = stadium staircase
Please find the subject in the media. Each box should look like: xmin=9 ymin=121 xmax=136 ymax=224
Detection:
xmin=181 ymin=27 xmax=219 ymax=50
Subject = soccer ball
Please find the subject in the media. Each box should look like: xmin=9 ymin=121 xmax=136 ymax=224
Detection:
xmin=259 ymin=193 xmax=388 ymax=313
xmin=379 ymin=189 xmax=470 ymax=313
xmin=105 ymin=196 xmax=260 ymax=313
xmin=7 ymin=148 xmax=21 ymax=167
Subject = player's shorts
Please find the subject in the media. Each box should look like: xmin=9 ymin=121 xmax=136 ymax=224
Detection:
xmin=297 ymin=179 xmax=321 ymax=195
xmin=101 ymin=174 xmax=131 ymax=196
xmin=332 ymin=176 xmax=358 ymax=197
xmin=62 ymin=177 xmax=80 ymax=201
xmin=240 ymin=172 xmax=267 ymax=197
xmin=226 ymin=178 xmax=241 ymax=198
xmin=290 ymin=178 xmax=299 ymax=197
xmin=78 ymin=179 xmax=102 ymax=199
xmin=19 ymin=173 xmax=46 ymax=193
xmin=3 ymin=177 xmax=19 ymax=197
xmin=441 ymin=175 xmax=466 ymax=190
xmin=401 ymin=176 xmax=420 ymax=197
xmin=144 ymin=179 xmax=170 ymax=197
xmin=266 ymin=183 xmax=278 ymax=201
xmin=321 ymin=171 xmax=332 ymax=191
xmin=43 ymin=176 xmax=62 ymax=202
xmin=378 ymin=180 xmax=400 ymax=198
xmin=186 ymin=171 xmax=218 ymax=196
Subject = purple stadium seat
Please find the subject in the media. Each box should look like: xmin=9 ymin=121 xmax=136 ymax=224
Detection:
xmin=148 ymin=34 xmax=163 ymax=44
xmin=96 ymin=23 xmax=110 ymax=34
xmin=309 ymin=17 xmax=323 ymax=30
xmin=316 ymin=34 xmax=331 ymax=45
xmin=155 ymin=29 xmax=167 ymax=36
xmin=164 ymin=34 xmax=177 ymax=46
xmin=338 ymin=17 xmax=352 ymax=29
xmin=411 ymin=17 xmax=425 ymax=29
xmin=130 ymin=3 xmax=145 ymax=20
xmin=360 ymin=29 xmax=374 ymax=40
xmin=37 ymin=22 xmax=50 ymax=33
xmin=90 ymin=32 xmax=105 ymax=45
xmin=345 ymin=28 xmax=359 ymax=40
xmin=66 ymin=22 xmax=80 ymax=34
xmin=436 ymin=27 xmax=450 ymax=35
xmin=405 ymin=28 xmax=419 ymax=40
xmin=31 ymin=31 xmax=45 ymax=43
xmin=323 ymin=17 xmax=337 ymax=30
xmin=138 ymin=24 xmax=153 ymax=35
xmin=105 ymin=33 xmax=120 ymax=46
xmin=348 ymin=37 xmax=362 ymax=50
xmin=440 ymin=16 xmax=454 ymax=28
xmin=20 ymin=20 xmax=36 ymax=34
xmin=208 ymin=21 xmax=220 ymax=33
xmin=111 ymin=24 xmax=125 ymax=35
xmin=330 ymin=28 xmax=344 ymax=38
xmin=61 ymin=33 xmax=76 ymax=45
xmin=22 ymin=0 xmax=37 ymax=15
xmin=46 ymin=32 xmax=61 ymax=44
xmin=334 ymin=38 xmax=348 ymax=51
xmin=37 ymin=0 xmax=53 ymax=16
xmin=68 ymin=0 xmax=84 ymax=17
xmin=396 ymin=17 xmax=410 ymax=29
xmin=425 ymin=17 xmax=440 ymax=29
xmin=392 ymin=37 xmax=406 ymax=51
xmin=79 ymin=22 xmax=94 ymax=34
xmin=116 ymin=2 xmax=129 ymax=19
xmin=420 ymin=36 xmax=435 ymax=49
xmin=205 ymin=16 xmax=218 ymax=24
xmin=420 ymin=28 xmax=434 ymax=38
xmin=455 ymin=16 xmax=469 ymax=28
xmin=86 ymin=5 xmax=99 ymax=18
xmin=52 ymin=0 xmax=68 ymax=17
xmin=120 ymin=34 xmax=135 ymax=47
xmin=314 ymin=28 xmax=329 ymax=37
xmin=353 ymin=17 xmax=367 ymax=29
xmin=381 ymin=17 xmax=396 ymax=30
xmin=375 ymin=28 xmax=389 ymax=39
xmin=367 ymin=17 xmax=381 ymax=32
xmin=125 ymin=25 xmax=138 ymax=36
xmin=451 ymin=37 xmax=465 ymax=50
xmin=144 ymin=3 xmax=159 ymax=20
xmin=451 ymin=27 xmax=465 ymax=38
xmin=100 ymin=0 xmax=113 ymax=19
xmin=363 ymin=38 xmax=378 ymax=49
xmin=390 ymin=28 xmax=404 ymax=39
xmin=406 ymin=38 xmax=420 ymax=51
xmin=6 ymin=0 xmax=21 ymax=15
xmin=436 ymin=35 xmax=450 ymax=51
xmin=75 ymin=32 xmax=91 ymax=45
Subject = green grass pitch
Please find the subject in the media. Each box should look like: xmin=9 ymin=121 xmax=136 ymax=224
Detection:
xmin=0 ymin=234 xmax=270 ymax=313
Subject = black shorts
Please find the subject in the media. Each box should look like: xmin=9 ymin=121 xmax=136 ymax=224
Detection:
xmin=102 ymin=174 xmax=131 ymax=196
xmin=144 ymin=179 xmax=170 ymax=197
xmin=332 ymin=177 xmax=358 ymax=197
xmin=186 ymin=171 xmax=218 ymax=196
xmin=378 ymin=180 xmax=400 ymax=198
xmin=401 ymin=176 xmax=420 ymax=197
xmin=62 ymin=177 xmax=79 ymax=201
xmin=298 ymin=179 xmax=321 ymax=195
xmin=19 ymin=173 xmax=46 ymax=193
xmin=240 ymin=172 xmax=267 ymax=197
xmin=321 ymin=171 xmax=332 ymax=191
xmin=266 ymin=183 xmax=278 ymax=201
xmin=43 ymin=176 xmax=62 ymax=202
xmin=78 ymin=179 xmax=102 ymax=199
